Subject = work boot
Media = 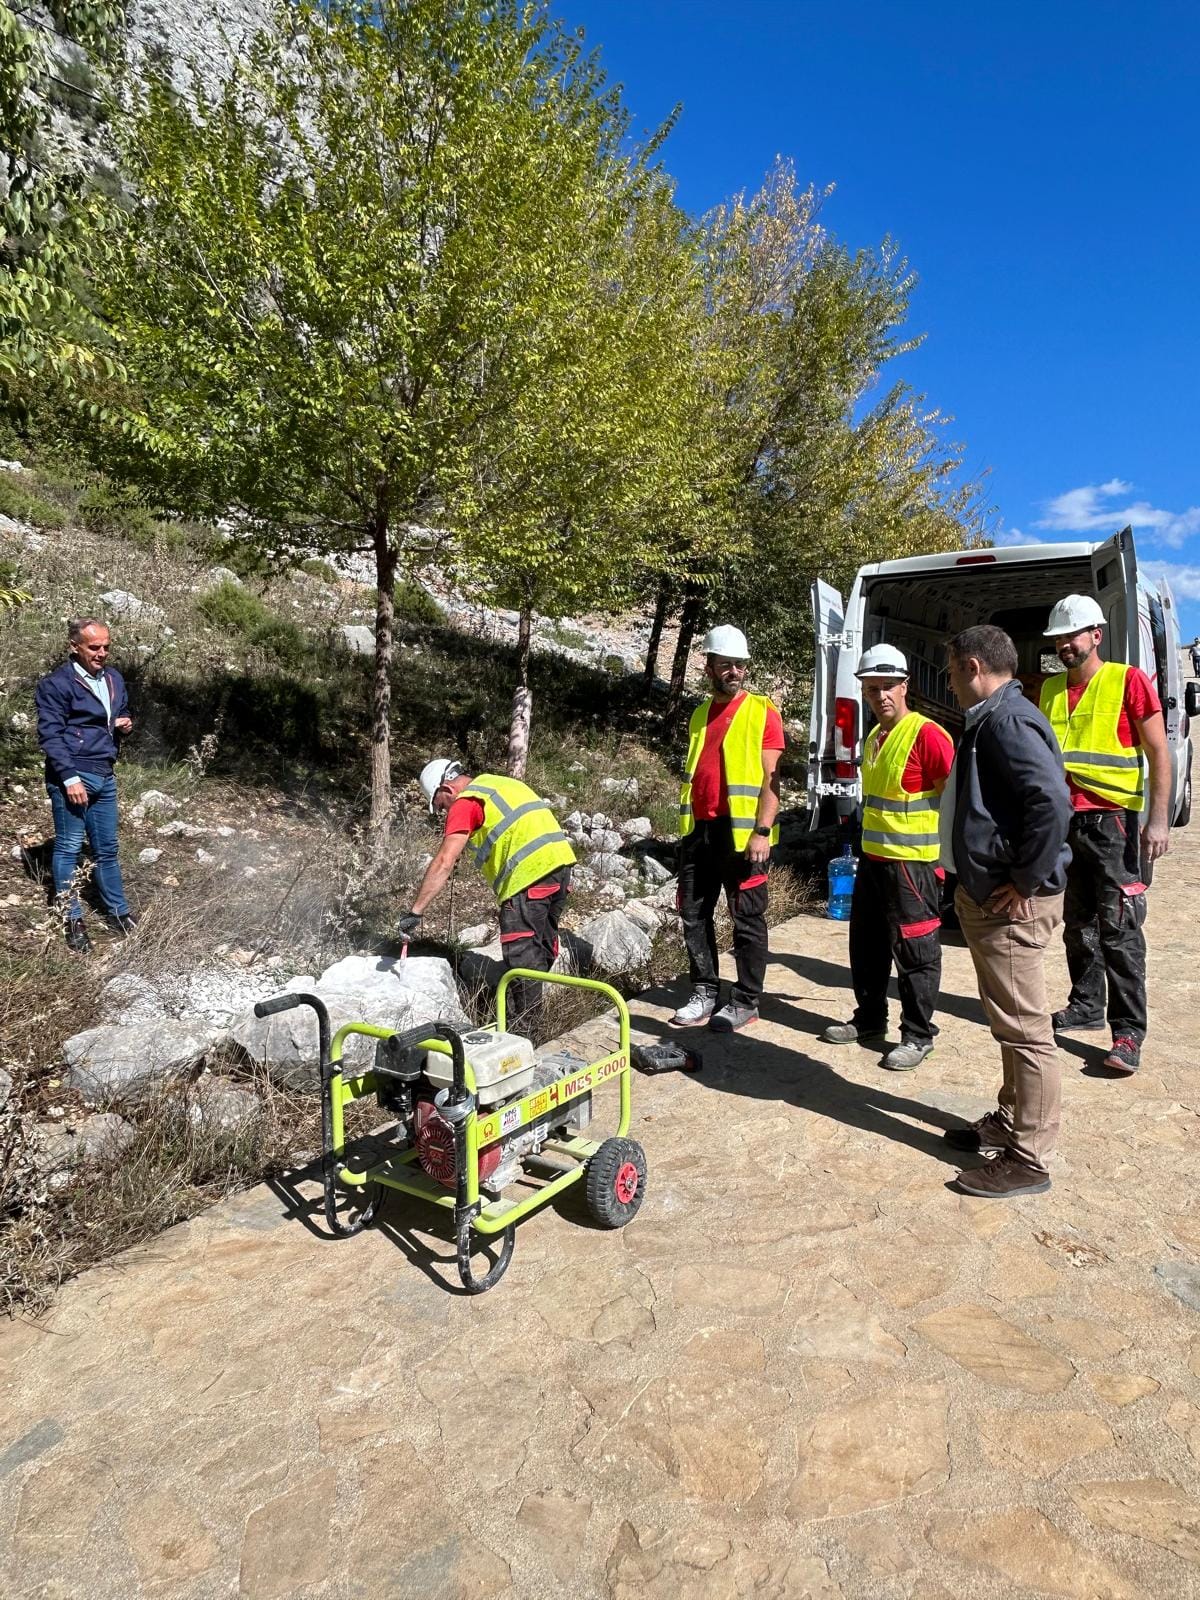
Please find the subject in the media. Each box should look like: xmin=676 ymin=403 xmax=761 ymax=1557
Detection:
xmin=709 ymin=1000 xmax=758 ymax=1034
xmin=105 ymin=911 xmax=139 ymax=937
xmin=669 ymin=989 xmax=717 ymax=1029
xmin=942 ymin=1113 xmax=1009 ymax=1154
xmin=1052 ymin=1005 xmax=1105 ymax=1034
xmin=822 ymin=1020 xmax=887 ymax=1046
xmin=65 ymin=919 xmax=92 ymax=954
xmin=1103 ymin=1036 xmax=1141 ymax=1074
xmin=953 ymin=1154 xmax=1051 ymax=1198
xmin=882 ymin=1040 xmax=934 ymax=1072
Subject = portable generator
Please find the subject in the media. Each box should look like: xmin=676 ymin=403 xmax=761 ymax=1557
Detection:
xmin=253 ymin=968 xmax=646 ymax=1293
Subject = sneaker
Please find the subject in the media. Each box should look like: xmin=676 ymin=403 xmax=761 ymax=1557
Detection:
xmin=104 ymin=911 xmax=139 ymax=937
xmin=953 ymin=1154 xmax=1051 ymax=1198
xmin=1103 ymin=1036 xmax=1141 ymax=1074
xmin=883 ymin=1040 xmax=934 ymax=1072
xmin=822 ymin=1020 xmax=887 ymax=1046
xmin=1052 ymin=1006 xmax=1105 ymax=1034
xmin=709 ymin=1000 xmax=759 ymax=1034
xmin=669 ymin=989 xmax=717 ymax=1029
xmin=65 ymin=919 xmax=92 ymax=954
xmin=942 ymin=1114 xmax=1009 ymax=1154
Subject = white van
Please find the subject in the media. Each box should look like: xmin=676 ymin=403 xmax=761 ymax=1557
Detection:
xmin=808 ymin=526 xmax=1194 ymax=830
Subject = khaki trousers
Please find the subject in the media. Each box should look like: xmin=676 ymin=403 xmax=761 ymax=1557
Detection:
xmin=955 ymin=887 xmax=1064 ymax=1176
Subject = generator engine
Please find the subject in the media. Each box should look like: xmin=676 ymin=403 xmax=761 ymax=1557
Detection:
xmin=374 ymin=1029 xmax=591 ymax=1197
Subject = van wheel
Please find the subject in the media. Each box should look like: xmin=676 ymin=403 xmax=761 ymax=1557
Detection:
xmin=1174 ymin=753 xmax=1192 ymax=827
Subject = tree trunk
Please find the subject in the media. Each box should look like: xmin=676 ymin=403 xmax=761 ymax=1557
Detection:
xmin=643 ymin=579 xmax=671 ymax=683
xmin=369 ymin=503 xmax=398 ymax=843
xmin=507 ymin=600 xmax=534 ymax=779
xmin=665 ymin=590 xmax=703 ymax=721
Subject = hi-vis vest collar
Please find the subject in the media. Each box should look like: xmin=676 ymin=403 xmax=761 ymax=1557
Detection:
xmin=679 ymin=692 xmax=779 ymax=849
xmin=460 ymin=775 xmax=576 ymax=904
xmin=861 ymin=711 xmax=942 ymax=861
xmin=1039 ymin=660 xmax=1144 ymax=808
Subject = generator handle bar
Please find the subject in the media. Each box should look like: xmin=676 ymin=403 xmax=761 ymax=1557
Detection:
xmin=495 ymin=969 xmax=630 ymax=1055
xmin=253 ymin=991 xmax=331 ymax=1069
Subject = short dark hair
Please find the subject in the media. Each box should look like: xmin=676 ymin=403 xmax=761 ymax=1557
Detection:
xmin=947 ymin=624 xmax=1018 ymax=677
xmin=68 ymin=617 xmax=109 ymax=643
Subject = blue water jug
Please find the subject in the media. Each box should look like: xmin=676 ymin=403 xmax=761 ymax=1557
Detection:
xmin=827 ymin=845 xmax=857 ymax=921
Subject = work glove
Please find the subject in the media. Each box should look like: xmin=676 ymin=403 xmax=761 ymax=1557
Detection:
xmin=396 ymin=912 xmax=423 ymax=941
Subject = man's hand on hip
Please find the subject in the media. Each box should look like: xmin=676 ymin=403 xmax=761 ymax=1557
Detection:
xmin=988 ymin=882 xmax=1033 ymax=920
xmin=64 ymin=781 xmax=88 ymax=808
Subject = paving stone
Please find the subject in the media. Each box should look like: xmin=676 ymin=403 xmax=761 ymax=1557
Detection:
xmin=516 ymin=1490 xmax=592 ymax=1584
xmin=671 ymin=1261 xmax=787 ymax=1316
xmin=604 ymin=1521 xmax=844 ymax=1600
xmin=788 ymin=1383 xmax=949 ymax=1521
xmin=976 ymin=1406 xmax=1113 ymax=1475
xmin=1088 ymin=1372 xmax=1161 ymax=1406
xmin=924 ymin=1506 xmax=1145 ymax=1598
xmin=122 ymin=1489 xmax=219 ymax=1587
xmin=914 ymin=1302 xmax=1077 ymax=1393
xmin=1071 ymin=1478 xmax=1200 ymax=1564
xmin=984 ymin=1241 xmax=1063 ymax=1301
xmin=1165 ymin=1399 xmax=1200 ymax=1463
xmin=1154 ymin=1261 xmax=1200 ymax=1312
xmin=238 ymin=1470 xmax=335 ymax=1599
xmin=788 ymin=1276 xmax=907 ymax=1365
xmin=1033 ymin=1312 xmax=1131 ymax=1359
xmin=682 ymin=1327 xmax=766 ymax=1372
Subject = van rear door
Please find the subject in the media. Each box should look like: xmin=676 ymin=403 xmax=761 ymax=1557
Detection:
xmin=808 ymin=578 xmax=845 ymax=826
xmin=1090 ymin=525 xmax=1139 ymax=663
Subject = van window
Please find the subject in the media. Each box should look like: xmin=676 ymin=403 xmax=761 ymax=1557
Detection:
xmin=1147 ymin=594 xmax=1169 ymax=705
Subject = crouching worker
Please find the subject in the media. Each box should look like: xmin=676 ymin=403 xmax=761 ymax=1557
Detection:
xmin=822 ymin=646 xmax=953 ymax=1070
xmin=399 ymin=760 xmax=576 ymax=1033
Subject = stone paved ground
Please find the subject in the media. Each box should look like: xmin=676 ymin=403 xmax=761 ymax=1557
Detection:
xmin=2 ymin=828 xmax=1199 ymax=1600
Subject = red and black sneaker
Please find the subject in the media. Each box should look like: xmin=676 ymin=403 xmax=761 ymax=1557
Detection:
xmin=1103 ymin=1036 xmax=1141 ymax=1074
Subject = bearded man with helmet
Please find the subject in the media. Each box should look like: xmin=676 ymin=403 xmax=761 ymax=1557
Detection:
xmin=821 ymin=645 xmax=955 ymax=1070
xmin=398 ymin=759 xmax=575 ymax=1030
xmin=669 ymin=624 xmax=785 ymax=1035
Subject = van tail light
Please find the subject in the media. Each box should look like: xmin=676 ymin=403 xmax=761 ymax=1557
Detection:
xmin=834 ymin=696 xmax=858 ymax=779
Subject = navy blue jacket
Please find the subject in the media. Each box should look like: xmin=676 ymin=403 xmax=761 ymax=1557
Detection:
xmin=951 ymin=680 xmax=1072 ymax=904
xmin=35 ymin=660 xmax=130 ymax=786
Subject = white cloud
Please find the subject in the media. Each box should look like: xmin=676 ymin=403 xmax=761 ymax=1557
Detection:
xmin=1141 ymin=561 xmax=1200 ymax=603
xmin=1034 ymin=480 xmax=1200 ymax=549
xmin=994 ymin=526 xmax=1041 ymax=546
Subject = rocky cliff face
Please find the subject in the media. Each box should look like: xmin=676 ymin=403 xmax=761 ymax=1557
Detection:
xmin=125 ymin=0 xmax=272 ymax=87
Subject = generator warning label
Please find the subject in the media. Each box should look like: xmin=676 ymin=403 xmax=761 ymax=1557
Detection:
xmin=474 ymin=1051 xmax=626 ymax=1146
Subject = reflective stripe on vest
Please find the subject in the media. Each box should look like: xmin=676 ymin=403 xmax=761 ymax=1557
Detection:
xmin=678 ymin=693 xmax=779 ymax=850
xmin=460 ymin=775 xmax=576 ymax=904
xmin=1039 ymin=661 xmax=1145 ymax=808
xmin=860 ymin=711 xmax=944 ymax=861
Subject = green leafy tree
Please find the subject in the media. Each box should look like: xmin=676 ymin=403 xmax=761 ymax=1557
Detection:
xmin=93 ymin=0 xmax=693 ymax=830
xmin=0 ymin=0 xmax=122 ymax=390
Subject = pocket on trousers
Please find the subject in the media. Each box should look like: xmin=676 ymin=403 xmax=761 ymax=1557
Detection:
xmin=1118 ymin=882 xmax=1147 ymax=930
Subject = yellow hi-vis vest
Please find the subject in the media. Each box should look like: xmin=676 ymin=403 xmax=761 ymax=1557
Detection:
xmin=1039 ymin=660 xmax=1144 ymax=808
xmin=459 ymin=775 xmax=576 ymax=904
xmin=861 ymin=711 xmax=943 ymax=861
xmin=679 ymin=692 xmax=779 ymax=850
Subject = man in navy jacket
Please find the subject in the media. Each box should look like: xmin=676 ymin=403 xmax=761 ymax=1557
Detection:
xmin=939 ymin=624 xmax=1072 ymax=1199
xmin=35 ymin=618 xmax=135 ymax=951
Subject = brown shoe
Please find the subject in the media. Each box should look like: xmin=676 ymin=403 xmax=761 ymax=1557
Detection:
xmin=943 ymin=1114 xmax=1008 ymax=1154
xmin=953 ymin=1155 xmax=1050 ymax=1198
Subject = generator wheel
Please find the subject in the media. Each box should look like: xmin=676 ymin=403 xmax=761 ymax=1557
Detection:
xmin=585 ymin=1137 xmax=647 ymax=1228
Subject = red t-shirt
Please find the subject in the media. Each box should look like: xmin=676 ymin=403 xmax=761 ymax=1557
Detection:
xmin=863 ymin=719 xmax=954 ymax=861
xmin=1064 ymin=666 xmax=1161 ymax=812
xmin=690 ymin=692 xmax=785 ymax=822
xmin=444 ymin=795 xmax=486 ymax=835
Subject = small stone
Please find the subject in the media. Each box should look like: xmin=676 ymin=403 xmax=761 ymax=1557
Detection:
xmin=590 ymin=851 xmax=634 ymax=881
xmin=583 ymin=827 xmax=624 ymax=854
xmin=196 ymin=848 xmax=216 ymax=865
xmin=336 ymin=623 xmax=375 ymax=655
xmin=0 ymin=1067 xmax=10 ymax=1113
xmin=621 ymin=816 xmax=653 ymax=839
xmin=157 ymin=820 xmax=208 ymax=838
xmin=1087 ymin=1373 xmax=1159 ymax=1407
xmin=642 ymin=854 xmax=672 ymax=885
xmin=457 ymin=923 xmax=492 ymax=947
xmin=590 ymin=811 xmax=610 ymax=831
xmin=74 ymin=1112 xmax=137 ymax=1162
xmin=600 ymin=776 xmax=639 ymax=801
xmin=576 ymin=909 xmax=651 ymax=974
xmin=188 ymin=1075 xmax=260 ymax=1135
xmin=136 ymin=789 xmax=179 ymax=814
xmin=216 ymin=825 xmax=235 ymax=837
xmin=138 ymin=847 xmax=163 ymax=864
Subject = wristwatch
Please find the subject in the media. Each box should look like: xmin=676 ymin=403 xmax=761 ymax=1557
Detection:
xmin=753 ymin=825 xmax=771 ymax=837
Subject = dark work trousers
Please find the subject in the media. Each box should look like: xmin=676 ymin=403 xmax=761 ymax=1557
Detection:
xmin=498 ymin=865 xmax=572 ymax=1034
xmin=848 ymin=856 xmax=943 ymax=1046
xmin=677 ymin=817 xmax=769 ymax=1006
xmin=1062 ymin=809 xmax=1148 ymax=1040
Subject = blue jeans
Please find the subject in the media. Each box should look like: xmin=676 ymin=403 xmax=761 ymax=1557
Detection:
xmin=47 ymin=771 xmax=130 ymax=919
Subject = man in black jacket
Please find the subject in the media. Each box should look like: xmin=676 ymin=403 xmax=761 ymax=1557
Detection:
xmin=940 ymin=625 xmax=1072 ymax=1198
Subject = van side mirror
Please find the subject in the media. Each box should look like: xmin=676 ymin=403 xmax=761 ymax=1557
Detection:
xmin=1186 ymin=681 xmax=1200 ymax=719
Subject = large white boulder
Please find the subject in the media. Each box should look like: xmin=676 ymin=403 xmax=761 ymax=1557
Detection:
xmin=620 ymin=816 xmax=653 ymax=840
xmin=63 ymin=1021 xmax=208 ymax=1107
xmin=590 ymin=851 xmax=635 ymax=881
xmin=576 ymin=910 xmax=652 ymax=975
xmin=582 ymin=828 xmax=624 ymax=855
xmin=337 ymin=624 xmax=375 ymax=656
xmin=641 ymin=854 xmax=672 ymax=884
xmin=100 ymin=589 xmax=167 ymax=626
xmin=232 ymin=954 xmax=469 ymax=1089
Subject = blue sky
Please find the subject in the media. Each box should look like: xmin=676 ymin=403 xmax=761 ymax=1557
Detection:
xmin=560 ymin=0 xmax=1200 ymax=638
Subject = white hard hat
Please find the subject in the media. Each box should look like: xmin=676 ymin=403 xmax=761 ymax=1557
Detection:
xmin=418 ymin=757 xmax=464 ymax=810
xmin=702 ymin=624 xmax=750 ymax=659
xmin=1044 ymin=594 xmax=1105 ymax=636
xmin=855 ymin=644 xmax=909 ymax=680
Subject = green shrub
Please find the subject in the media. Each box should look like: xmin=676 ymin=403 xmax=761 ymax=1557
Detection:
xmin=76 ymin=484 xmax=162 ymax=546
xmin=196 ymin=580 xmax=307 ymax=666
xmin=0 ymin=472 xmax=67 ymax=531
xmin=301 ymin=557 xmax=340 ymax=583
xmin=394 ymin=579 xmax=442 ymax=626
